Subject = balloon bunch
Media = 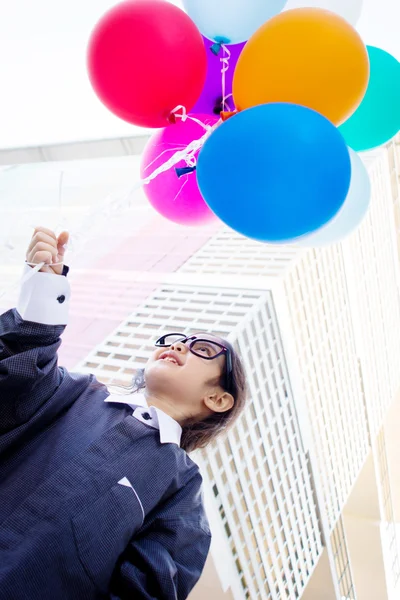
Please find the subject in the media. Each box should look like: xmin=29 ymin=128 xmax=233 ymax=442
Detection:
xmin=87 ymin=0 xmax=400 ymax=245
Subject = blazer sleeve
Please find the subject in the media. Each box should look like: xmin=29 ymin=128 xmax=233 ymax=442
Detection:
xmin=0 ymin=265 xmax=70 ymax=432
xmin=109 ymin=471 xmax=212 ymax=600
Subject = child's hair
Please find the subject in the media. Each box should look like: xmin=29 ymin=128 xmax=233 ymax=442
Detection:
xmin=115 ymin=338 xmax=247 ymax=453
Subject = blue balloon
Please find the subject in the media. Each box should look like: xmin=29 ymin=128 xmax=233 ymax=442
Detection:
xmin=182 ymin=0 xmax=288 ymax=45
xmin=196 ymin=103 xmax=352 ymax=243
xmin=296 ymin=149 xmax=371 ymax=246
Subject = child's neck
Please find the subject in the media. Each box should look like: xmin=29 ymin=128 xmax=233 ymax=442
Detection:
xmin=144 ymin=392 xmax=186 ymax=426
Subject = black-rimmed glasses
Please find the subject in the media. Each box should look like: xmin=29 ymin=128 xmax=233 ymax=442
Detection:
xmin=155 ymin=333 xmax=233 ymax=393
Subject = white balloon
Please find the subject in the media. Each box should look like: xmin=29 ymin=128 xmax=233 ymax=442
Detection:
xmin=295 ymin=149 xmax=371 ymax=247
xmin=284 ymin=0 xmax=363 ymax=26
xmin=183 ymin=0 xmax=288 ymax=45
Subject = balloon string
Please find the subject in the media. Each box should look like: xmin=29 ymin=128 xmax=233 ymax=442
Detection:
xmin=0 ymin=122 xmax=219 ymax=299
xmin=170 ymin=105 xmax=212 ymax=133
xmin=168 ymin=108 xmax=216 ymax=169
xmin=220 ymin=44 xmax=232 ymax=111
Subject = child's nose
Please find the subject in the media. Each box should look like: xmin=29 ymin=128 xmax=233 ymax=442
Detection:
xmin=170 ymin=342 xmax=187 ymax=353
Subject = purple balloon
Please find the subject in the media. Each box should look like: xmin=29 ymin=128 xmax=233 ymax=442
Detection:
xmin=192 ymin=36 xmax=245 ymax=116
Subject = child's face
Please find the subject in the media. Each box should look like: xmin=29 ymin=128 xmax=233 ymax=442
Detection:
xmin=144 ymin=334 xmax=234 ymax=424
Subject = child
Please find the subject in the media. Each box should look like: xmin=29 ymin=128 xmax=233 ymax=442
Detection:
xmin=0 ymin=226 xmax=247 ymax=600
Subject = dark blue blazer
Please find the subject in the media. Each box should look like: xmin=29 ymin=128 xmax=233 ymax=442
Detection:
xmin=0 ymin=308 xmax=211 ymax=599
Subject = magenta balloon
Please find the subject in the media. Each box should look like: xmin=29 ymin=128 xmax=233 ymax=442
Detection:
xmin=140 ymin=115 xmax=219 ymax=226
xmin=192 ymin=37 xmax=246 ymax=115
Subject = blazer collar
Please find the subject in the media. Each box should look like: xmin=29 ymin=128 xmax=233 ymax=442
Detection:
xmin=104 ymin=392 xmax=182 ymax=447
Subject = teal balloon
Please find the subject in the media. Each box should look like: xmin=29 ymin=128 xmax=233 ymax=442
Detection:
xmin=296 ymin=149 xmax=371 ymax=247
xmin=339 ymin=46 xmax=400 ymax=151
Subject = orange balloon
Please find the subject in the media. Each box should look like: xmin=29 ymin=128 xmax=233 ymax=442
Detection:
xmin=233 ymin=8 xmax=370 ymax=125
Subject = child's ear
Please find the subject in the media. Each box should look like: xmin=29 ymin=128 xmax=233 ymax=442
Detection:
xmin=204 ymin=391 xmax=234 ymax=413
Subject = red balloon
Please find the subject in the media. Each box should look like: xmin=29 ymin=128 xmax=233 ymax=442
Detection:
xmin=87 ymin=0 xmax=207 ymax=128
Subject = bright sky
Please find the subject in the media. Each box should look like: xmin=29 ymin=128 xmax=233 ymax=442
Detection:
xmin=0 ymin=0 xmax=398 ymax=149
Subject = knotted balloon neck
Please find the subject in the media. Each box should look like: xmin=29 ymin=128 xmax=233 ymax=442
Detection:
xmin=210 ymin=36 xmax=230 ymax=56
xmin=220 ymin=110 xmax=238 ymax=121
xmin=168 ymin=105 xmax=188 ymax=124
xmin=175 ymin=166 xmax=197 ymax=178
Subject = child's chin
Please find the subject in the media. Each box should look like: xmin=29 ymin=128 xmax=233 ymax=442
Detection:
xmin=145 ymin=361 xmax=179 ymax=382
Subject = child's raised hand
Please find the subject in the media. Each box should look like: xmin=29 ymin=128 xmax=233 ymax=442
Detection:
xmin=26 ymin=226 xmax=69 ymax=275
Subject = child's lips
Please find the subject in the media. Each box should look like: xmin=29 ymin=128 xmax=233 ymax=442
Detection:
xmin=162 ymin=357 xmax=179 ymax=365
xmin=158 ymin=351 xmax=183 ymax=366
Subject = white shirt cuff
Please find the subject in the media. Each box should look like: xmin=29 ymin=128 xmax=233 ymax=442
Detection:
xmin=16 ymin=264 xmax=70 ymax=325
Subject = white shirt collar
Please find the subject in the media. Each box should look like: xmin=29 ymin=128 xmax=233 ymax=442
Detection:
xmin=104 ymin=392 xmax=182 ymax=447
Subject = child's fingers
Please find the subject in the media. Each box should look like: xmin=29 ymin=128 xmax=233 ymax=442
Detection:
xmin=56 ymin=231 xmax=69 ymax=257
xmin=29 ymin=250 xmax=54 ymax=269
xmin=32 ymin=226 xmax=57 ymax=241
xmin=27 ymin=242 xmax=58 ymax=264
xmin=27 ymin=231 xmax=58 ymax=256
xmin=57 ymin=231 xmax=69 ymax=245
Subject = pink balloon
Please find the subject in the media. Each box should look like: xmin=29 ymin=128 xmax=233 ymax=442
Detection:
xmin=140 ymin=115 xmax=219 ymax=226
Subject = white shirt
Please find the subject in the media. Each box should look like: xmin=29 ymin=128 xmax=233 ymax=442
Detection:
xmin=17 ymin=264 xmax=183 ymax=447
xmin=18 ymin=264 xmax=71 ymax=326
